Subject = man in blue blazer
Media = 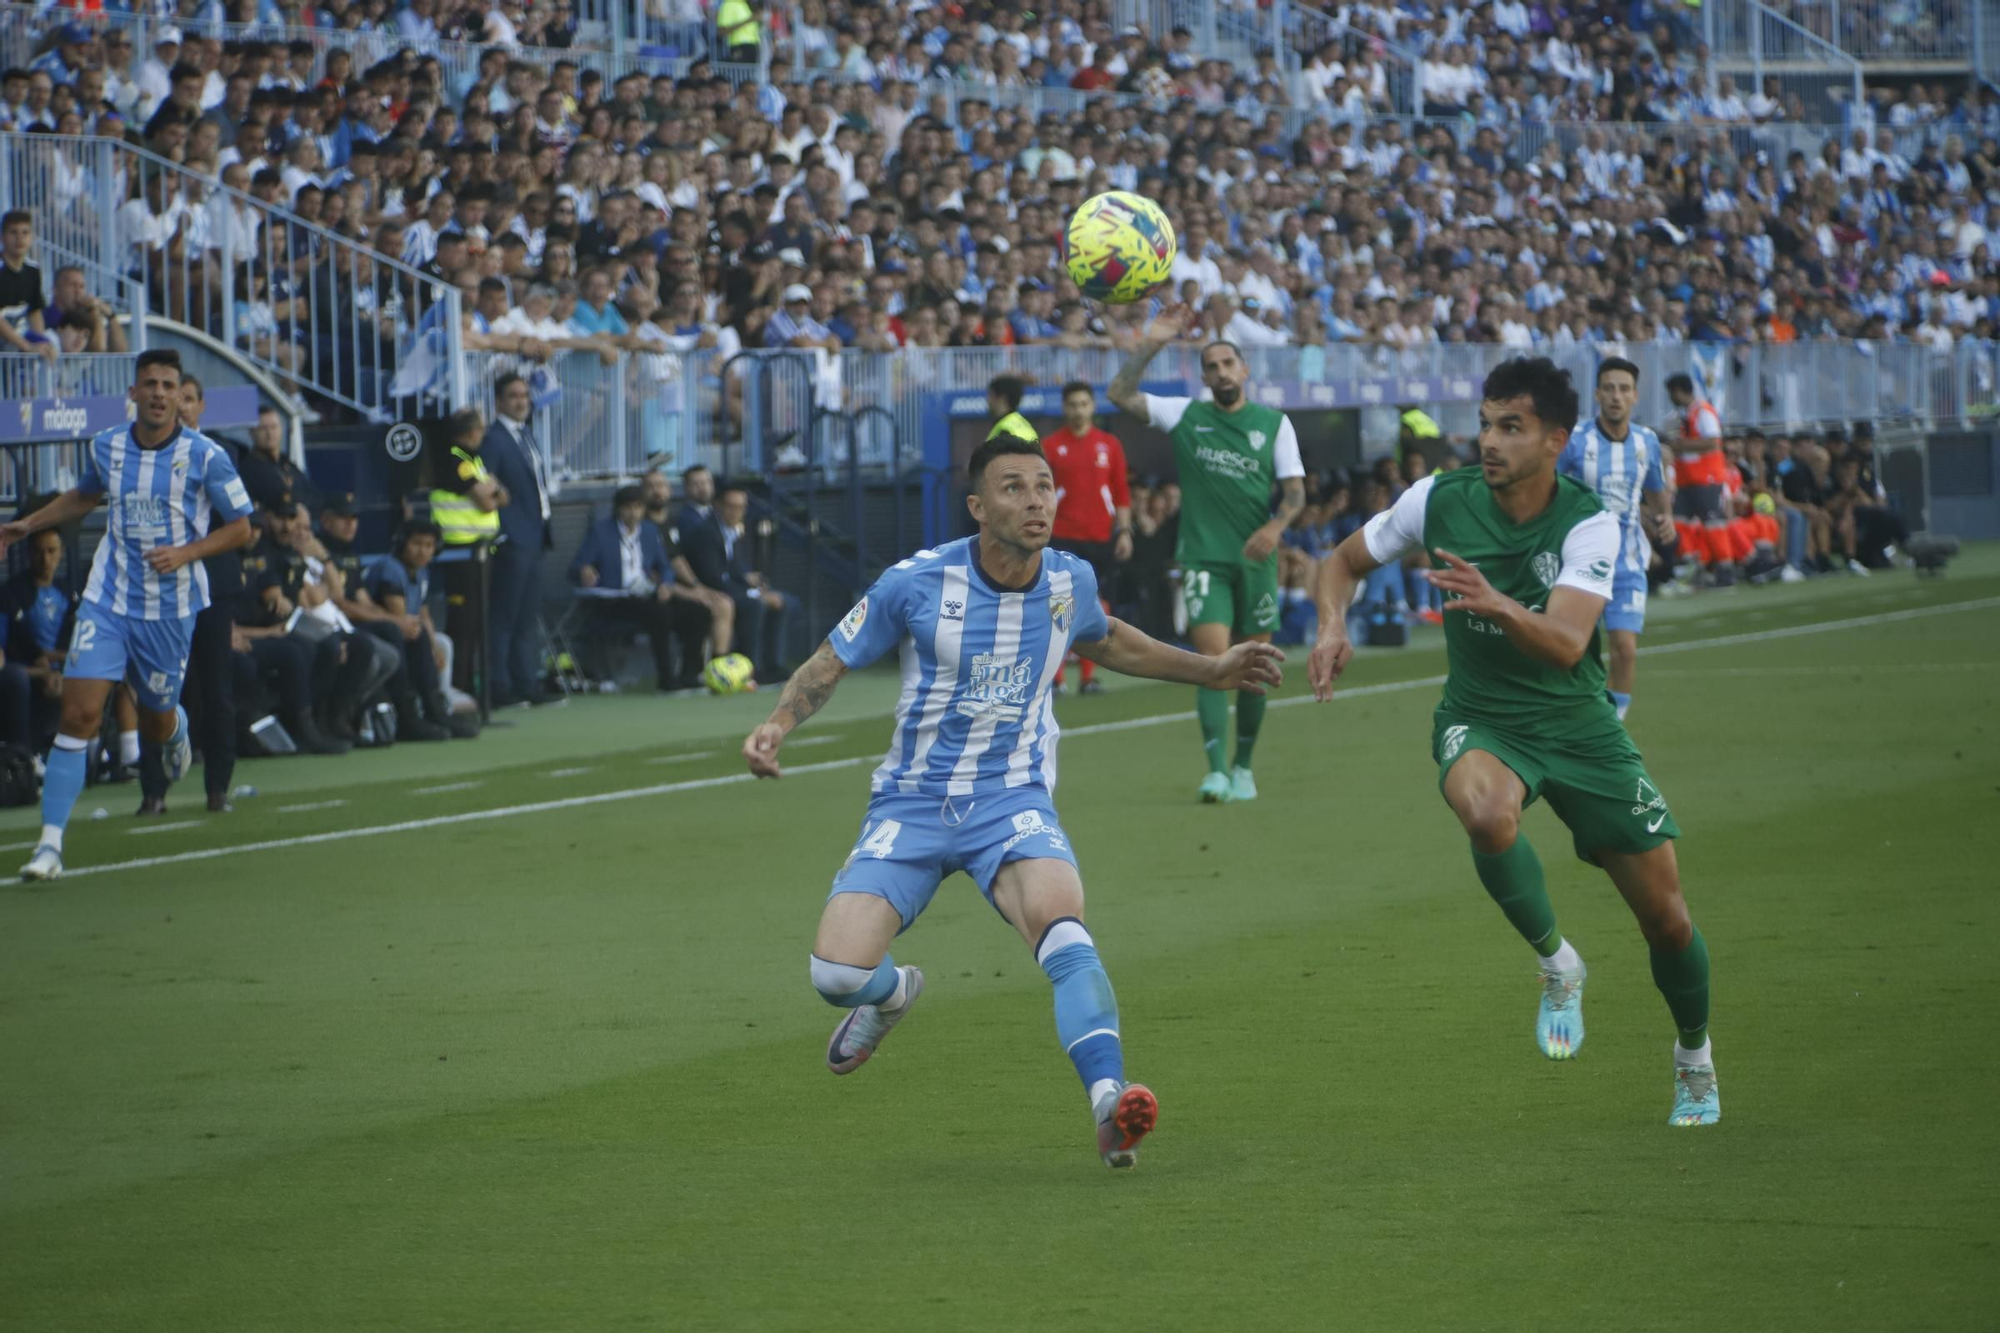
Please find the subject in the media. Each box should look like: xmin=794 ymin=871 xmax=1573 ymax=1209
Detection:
xmin=681 ymin=482 xmax=793 ymax=683
xmin=483 ymin=372 xmax=560 ymax=705
xmin=572 ymin=484 xmax=714 ymax=692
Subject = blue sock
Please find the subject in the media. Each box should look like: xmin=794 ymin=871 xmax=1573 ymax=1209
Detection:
xmin=1608 ymin=689 xmax=1633 ymax=720
xmin=1036 ymin=917 xmax=1123 ymax=1094
xmin=39 ymin=734 xmax=90 ymax=853
xmin=809 ymin=953 xmax=901 ymax=1008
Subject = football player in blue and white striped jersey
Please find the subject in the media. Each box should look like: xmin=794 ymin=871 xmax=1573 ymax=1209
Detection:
xmin=741 ymin=432 xmax=1284 ymax=1168
xmin=1556 ymin=357 xmax=1675 ymax=721
xmin=0 ymin=350 xmax=256 ymax=881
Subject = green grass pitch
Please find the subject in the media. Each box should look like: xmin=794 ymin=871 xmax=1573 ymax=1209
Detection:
xmin=3 ymin=555 xmax=1998 ymax=1331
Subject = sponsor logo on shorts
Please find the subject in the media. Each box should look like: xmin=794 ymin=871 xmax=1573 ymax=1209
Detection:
xmin=838 ymin=596 xmax=867 ymax=641
xmin=1441 ymin=724 xmax=1469 ymax=763
xmin=1632 ymin=777 xmax=1669 ymax=832
xmin=1532 ymin=551 xmax=1562 ymax=588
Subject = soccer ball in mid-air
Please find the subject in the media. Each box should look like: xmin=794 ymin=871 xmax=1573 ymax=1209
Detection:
xmin=703 ymin=653 xmax=757 ymax=694
xmin=1062 ymin=191 xmax=1177 ymax=304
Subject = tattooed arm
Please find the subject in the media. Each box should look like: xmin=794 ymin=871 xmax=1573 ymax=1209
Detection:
xmin=742 ymin=639 xmax=850 ymax=778
xmin=1107 ymin=302 xmax=1194 ymax=417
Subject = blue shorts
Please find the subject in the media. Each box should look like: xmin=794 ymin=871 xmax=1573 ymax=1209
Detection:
xmin=68 ymin=602 xmax=195 ymax=713
xmin=1603 ymin=569 xmax=1647 ymax=635
xmin=830 ymin=787 xmax=1079 ymax=931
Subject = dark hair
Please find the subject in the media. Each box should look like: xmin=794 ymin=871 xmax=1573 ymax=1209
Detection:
xmin=613 ymin=484 xmax=645 ymax=509
xmin=1596 ymin=356 xmax=1640 ymax=386
xmin=1201 ymin=339 xmax=1244 ymax=364
xmin=0 ymin=209 xmax=29 ymax=229
xmin=1480 ymin=357 xmax=1580 ymax=432
xmin=181 ymin=372 xmax=204 ymax=399
xmin=447 ymin=406 xmax=484 ymax=442
xmin=1664 ymin=372 xmax=1695 ymax=396
xmin=1060 ymin=380 xmax=1094 ymax=401
xmin=681 ymin=463 xmax=711 ymax=481
xmin=493 ymin=370 xmax=525 ymax=397
xmin=967 ymin=434 xmax=1047 ymax=490
xmin=135 ymin=348 xmax=183 ymax=381
xmin=394 ymin=519 xmax=442 ymax=550
xmin=987 ymin=374 xmax=1025 ymax=413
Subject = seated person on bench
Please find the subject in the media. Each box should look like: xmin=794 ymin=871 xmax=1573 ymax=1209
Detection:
xmin=570 ymin=484 xmax=714 ymax=693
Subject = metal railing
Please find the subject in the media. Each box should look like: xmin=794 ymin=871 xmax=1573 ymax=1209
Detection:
xmin=1755 ymin=0 xmax=1971 ymax=66
xmin=1283 ymin=0 xmax=1420 ymax=116
xmin=0 ymin=350 xmax=136 ymax=400
xmin=0 ymin=132 xmax=466 ymax=420
xmin=1708 ymin=0 xmax=1867 ymax=123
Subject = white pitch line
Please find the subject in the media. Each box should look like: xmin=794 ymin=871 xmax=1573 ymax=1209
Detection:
xmin=0 ymin=839 xmax=39 ymax=852
xmin=126 ymin=820 xmax=204 ymax=836
xmin=548 ymin=766 xmax=594 ymax=778
xmin=644 ymin=751 xmax=716 ymax=765
xmin=277 ymin=799 xmax=348 ymax=814
xmin=47 ymin=596 xmax=2000 ymax=882
xmin=412 ymin=780 xmax=484 ymax=795
xmin=788 ymin=735 xmax=841 ymax=747
xmin=1648 ymin=662 xmax=1993 ymax=679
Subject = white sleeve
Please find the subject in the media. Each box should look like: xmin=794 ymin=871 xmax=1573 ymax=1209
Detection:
xmin=1272 ymin=415 xmax=1304 ymax=480
xmin=1361 ymin=474 xmax=1434 ymax=565
xmin=1141 ymin=394 xmax=1192 ymax=431
xmin=1553 ymin=510 xmax=1619 ymax=599
xmin=1694 ymin=405 xmax=1722 ymax=440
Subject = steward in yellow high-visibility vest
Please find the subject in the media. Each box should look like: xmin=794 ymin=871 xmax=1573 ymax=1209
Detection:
xmin=717 ymin=0 xmax=759 ymax=60
xmin=431 ymin=444 xmax=502 ymax=545
xmin=1397 ymin=405 xmax=1441 ymax=465
xmin=986 ymin=374 xmax=1039 ymax=447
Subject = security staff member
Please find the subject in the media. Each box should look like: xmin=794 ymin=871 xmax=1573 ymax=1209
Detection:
xmin=986 ymin=374 xmax=1038 ymax=448
xmin=717 ymin=0 xmax=759 ymax=62
xmin=429 ymin=405 xmax=503 ymax=699
xmin=1397 ymin=405 xmax=1441 ymax=467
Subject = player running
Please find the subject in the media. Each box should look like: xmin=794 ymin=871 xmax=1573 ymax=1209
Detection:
xmin=1108 ymin=304 xmax=1304 ymax=804
xmin=1556 ymin=357 xmax=1673 ymax=721
xmin=1044 ymin=380 xmax=1132 ymax=695
xmin=741 ymin=432 xmax=1283 ymax=1168
xmin=1308 ymin=358 xmax=1719 ymax=1127
xmin=0 ymin=349 xmax=255 ymax=881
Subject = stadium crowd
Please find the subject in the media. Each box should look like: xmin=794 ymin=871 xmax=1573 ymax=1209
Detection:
xmin=1 ymin=0 xmax=1998 ymax=416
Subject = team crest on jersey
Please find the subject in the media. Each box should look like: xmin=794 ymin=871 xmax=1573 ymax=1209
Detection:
xmin=962 ymin=653 xmax=1033 ymax=720
xmin=1532 ymin=552 xmax=1561 ymax=588
xmin=1248 ymin=429 xmax=1268 ymax=452
xmin=171 ymin=455 xmax=189 ymax=475
xmin=1048 ymin=592 xmax=1074 ymax=633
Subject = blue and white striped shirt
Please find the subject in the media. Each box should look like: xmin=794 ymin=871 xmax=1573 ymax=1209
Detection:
xmin=1558 ymin=418 xmax=1665 ymax=580
xmin=831 ymin=537 xmax=1109 ymax=797
xmin=77 ymin=424 xmax=255 ymax=621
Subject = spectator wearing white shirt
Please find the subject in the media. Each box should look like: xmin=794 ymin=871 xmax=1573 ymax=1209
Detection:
xmin=496 ymin=284 xmax=619 ymax=365
xmin=134 ymin=27 xmax=182 ymax=124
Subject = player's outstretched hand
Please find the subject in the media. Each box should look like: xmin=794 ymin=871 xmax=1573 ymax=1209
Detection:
xmin=1427 ymin=548 xmax=1509 ymax=619
xmin=1210 ymin=640 xmax=1285 ymax=695
xmin=1308 ymin=626 xmax=1353 ymax=702
xmin=743 ymin=722 xmax=787 ymax=779
xmin=1142 ymin=303 xmax=1194 ymax=343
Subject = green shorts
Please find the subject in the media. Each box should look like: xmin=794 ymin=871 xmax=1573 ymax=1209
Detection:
xmin=1181 ymin=558 xmax=1280 ymax=636
xmin=1431 ymin=706 xmax=1681 ymax=865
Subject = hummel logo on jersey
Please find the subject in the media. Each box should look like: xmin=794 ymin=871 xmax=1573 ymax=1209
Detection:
xmin=941 ymin=599 xmax=964 ymax=621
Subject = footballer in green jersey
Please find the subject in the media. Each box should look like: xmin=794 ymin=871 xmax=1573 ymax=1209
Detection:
xmin=1309 ymin=357 xmax=1719 ymax=1127
xmin=1109 ymin=304 xmax=1306 ymax=806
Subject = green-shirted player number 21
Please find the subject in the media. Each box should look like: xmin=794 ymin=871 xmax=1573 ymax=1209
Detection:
xmin=1182 ymin=569 xmax=1211 ymax=620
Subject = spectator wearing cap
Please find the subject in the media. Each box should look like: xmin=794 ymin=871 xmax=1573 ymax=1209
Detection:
xmin=571 ymin=483 xmax=714 ymax=692
xmin=134 ymin=25 xmax=184 ymax=125
xmin=764 ymin=283 xmax=839 ymax=351
xmin=26 ymin=22 xmax=93 ymax=87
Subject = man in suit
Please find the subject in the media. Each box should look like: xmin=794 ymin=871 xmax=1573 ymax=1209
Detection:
xmin=483 ymin=371 xmax=560 ymax=706
xmin=572 ymin=485 xmax=713 ymax=692
xmin=683 ymin=483 xmax=793 ymax=683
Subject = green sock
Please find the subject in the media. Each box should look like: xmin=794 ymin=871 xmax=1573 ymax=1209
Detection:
xmin=1232 ymin=691 xmax=1266 ymax=769
xmin=1470 ymin=837 xmax=1562 ymax=957
xmin=1196 ymin=688 xmax=1230 ymax=775
xmin=1651 ymin=926 xmax=1711 ymax=1051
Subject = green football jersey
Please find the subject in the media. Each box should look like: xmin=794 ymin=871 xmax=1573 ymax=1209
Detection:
xmin=1148 ymin=395 xmax=1304 ymax=566
xmin=1364 ymin=468 xmax=1621 ymax=727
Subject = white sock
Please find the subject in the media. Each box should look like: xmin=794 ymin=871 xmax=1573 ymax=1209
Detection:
xmin=1540 ymin=939 xmax=1583 ymax=973
xmin=1674 ymin=1039 xmax=1713 ymax=1067
xmin=881 ymin=967 xmax=908 ymax=1012
xmin=40 ymin=823 xmax=64 ymax=854
xmin=1089 ymin=1077 xmax=1121 ymax=1112
xmin=118 ymin=730 xmax=140 ymax=766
